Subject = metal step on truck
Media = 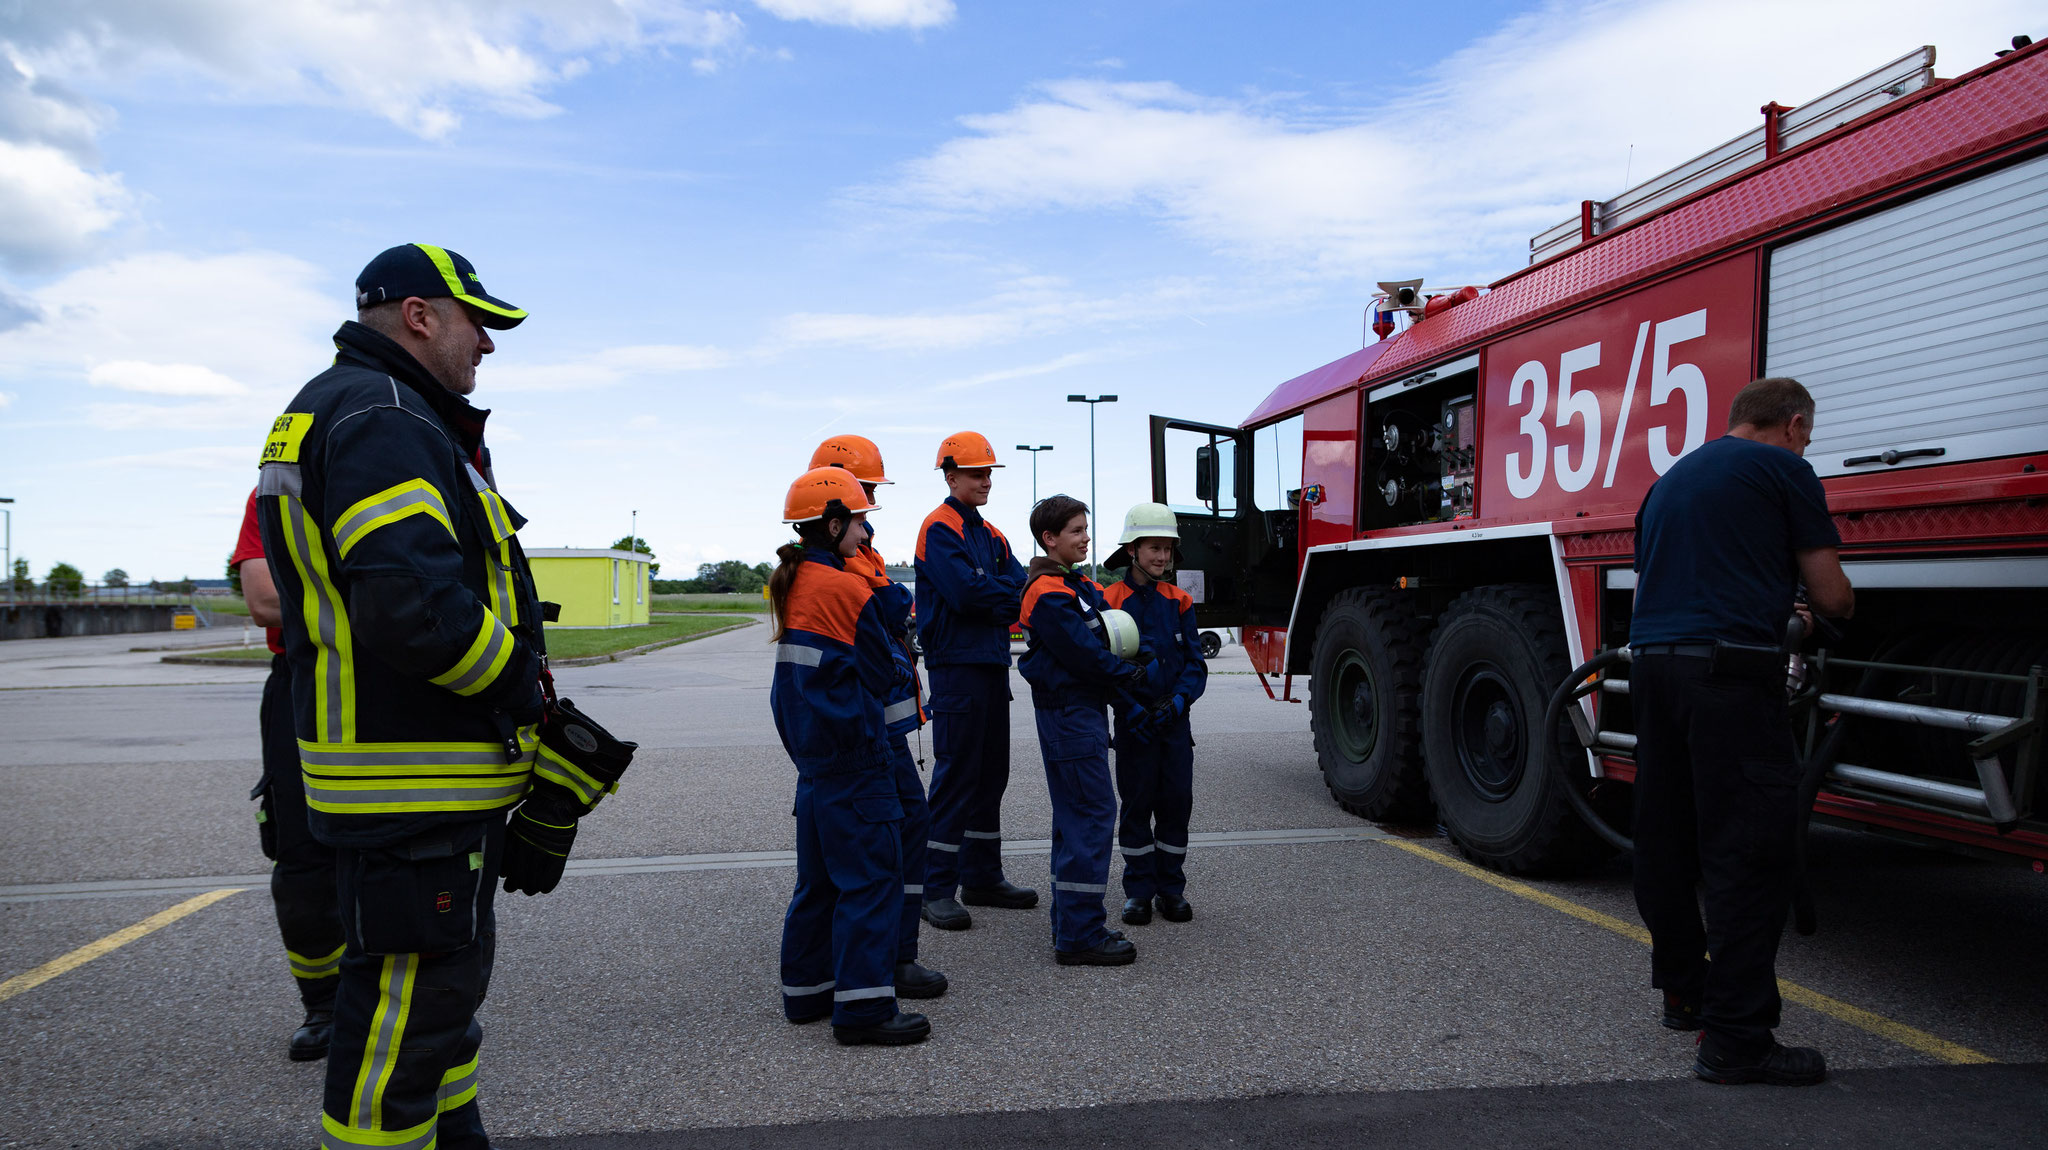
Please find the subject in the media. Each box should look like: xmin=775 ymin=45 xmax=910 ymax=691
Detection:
xmin=1149 ymin=38 xmax=2048 ymax=879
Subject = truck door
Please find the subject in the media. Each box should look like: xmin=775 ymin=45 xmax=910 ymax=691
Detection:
xmin=1148 ymin=415 xmax=1260 ymax=626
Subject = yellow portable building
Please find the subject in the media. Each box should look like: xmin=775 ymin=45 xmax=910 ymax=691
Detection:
xmin=526 ymin=549 xmax=652 ymax=628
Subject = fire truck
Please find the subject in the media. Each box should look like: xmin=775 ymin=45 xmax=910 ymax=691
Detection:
xmin=1149 ymin=40 xmax=2048 ymax=876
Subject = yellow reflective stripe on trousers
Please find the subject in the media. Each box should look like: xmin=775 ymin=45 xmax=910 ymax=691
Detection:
xmin=356 ymin=953 xmax=416 ymax=1131
xmin=334 ymin=479 xmax=455 ymax=559
xmin=436 ymin=1054 xmax=480 ymax=1114
xmin=535 ymin=742 xmax=607 ymax=806
xmin=299 ymin=739 xmax=534 ymax=815
xmin=320 ymin=1111 xmax=435 ymax=1150
xmin=288 ymin=942 xmax=346 ymax=980
xmin=428 ymin=611 xmax=514 ymax=697
xmin=279 ymin=495 xmax=356 ymax=743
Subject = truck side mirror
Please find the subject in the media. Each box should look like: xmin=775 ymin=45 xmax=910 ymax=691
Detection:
xmin=1194 ymin=444 xmax=1218 ymax=505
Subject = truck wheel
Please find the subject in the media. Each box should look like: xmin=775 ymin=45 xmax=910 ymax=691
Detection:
xmin=1309 ymin=588 xmax=1432 ymax=822
xmin=1420 ymin=584 xmax=1605 ymax=874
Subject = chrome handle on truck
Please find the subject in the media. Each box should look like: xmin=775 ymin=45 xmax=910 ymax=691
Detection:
xmin=1842 ymin=446 xmax=1946 ymax=467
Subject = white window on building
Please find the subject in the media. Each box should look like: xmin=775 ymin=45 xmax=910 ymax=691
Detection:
xmin=611 ymin=560 xmax=620 ymax=605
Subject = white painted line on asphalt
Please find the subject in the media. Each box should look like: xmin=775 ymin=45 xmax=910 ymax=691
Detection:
xmin=0 ymin=826 xmax=1396 ymax=902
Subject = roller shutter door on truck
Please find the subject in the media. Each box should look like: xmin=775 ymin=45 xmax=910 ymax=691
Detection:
xmin=1764 ymin=151 xmax=2048 ymax=479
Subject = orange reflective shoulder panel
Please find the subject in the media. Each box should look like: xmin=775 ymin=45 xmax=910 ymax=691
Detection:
xmin=914 ymin=505 xmax=964 ymax=563
xmin=782 ymin=564 xmax=870 ymax=646
xmin=1017 ymin=574 xmax=1070 ymax=626
xmin=1102 ymin=582 xmax=1132 ymax=609
xmin=1162 ymin=583 xmax=1196 ymax=612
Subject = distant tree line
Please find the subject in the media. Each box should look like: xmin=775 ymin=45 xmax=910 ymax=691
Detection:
xmin=654 ymin=560 xmax=775 ymax=595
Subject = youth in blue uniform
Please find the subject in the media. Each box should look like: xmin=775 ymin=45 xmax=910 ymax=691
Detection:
xmin=1102 ymin=503 xmax=1208 ymax=926
xmin=1017 ymin=495 xmax=1154 ymax=965
xmin=914 ymin=432 xmax=1035 ymax=930
xmin=770 ymin=466 xmax=931 ymax=1046
xmin=809 ymin=434 xmax=946 ymax=1001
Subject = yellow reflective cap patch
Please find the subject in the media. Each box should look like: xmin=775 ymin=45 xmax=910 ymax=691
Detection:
xmin=262 ymin=413 xmax=315 ymax=464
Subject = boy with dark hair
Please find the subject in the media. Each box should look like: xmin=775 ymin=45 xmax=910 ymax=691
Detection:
xmin=1102 ymin=502 xmax=1208 ymax=925
xmin=1017 ymin=495 xmax=1154 ymax=965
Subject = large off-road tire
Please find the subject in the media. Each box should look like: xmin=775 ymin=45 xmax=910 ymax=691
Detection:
xmin=1309 ymin=588 xmax=1433 ymax=822
xmin=1420 ymin=584 xmax=1607 ymax=874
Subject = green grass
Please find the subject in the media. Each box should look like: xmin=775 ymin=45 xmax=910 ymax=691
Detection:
xmin=651 ymin=592 xmax=768 ymax=613
xmin=204 ymin=597 xmax=252 ymax=617
xmin=170 ymin=645 xmax=273 ymax=661
xmin=542 ymin=615 xmax=751 ymax=659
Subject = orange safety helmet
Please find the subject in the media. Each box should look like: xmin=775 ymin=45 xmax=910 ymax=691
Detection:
xmin=934 ymin=431 xmax=1004 ymax=471
xmin=810 ymin=434 xmax=892 ymax=485
xmin=783 ymin=466 xmax=881 ymax=524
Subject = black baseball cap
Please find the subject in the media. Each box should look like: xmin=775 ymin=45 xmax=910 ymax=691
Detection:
xmin=354 ymin=243 xmax=528 ymax=329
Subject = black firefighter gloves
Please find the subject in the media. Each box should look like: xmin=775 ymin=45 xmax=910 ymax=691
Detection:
xmin=502 ymin=698 xmax=639 ymax=896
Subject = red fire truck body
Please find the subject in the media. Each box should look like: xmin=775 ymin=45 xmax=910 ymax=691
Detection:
xmin=1151 ymin=43 xmax=2048 ymax=872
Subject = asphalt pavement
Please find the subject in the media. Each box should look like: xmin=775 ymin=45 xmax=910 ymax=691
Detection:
xmin=1 ymin=625 xmax=2043 ymax=1149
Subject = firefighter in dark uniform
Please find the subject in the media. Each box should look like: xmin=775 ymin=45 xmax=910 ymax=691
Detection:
xmin=1629 ymin=376 xmax=1853 ymax=1087
xmin=259 ymin=244 xmax=633 ymax=1149
xmin=231 ymin=487 xmax=345 ymax=1060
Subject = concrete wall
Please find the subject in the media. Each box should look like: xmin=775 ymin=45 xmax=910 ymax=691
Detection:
xmin=0 ymin=603 xmax=205 ymax=640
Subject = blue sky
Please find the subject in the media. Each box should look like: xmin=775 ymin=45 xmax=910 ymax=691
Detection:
xmin=0 ymin=0 xmax=2034 ymax=582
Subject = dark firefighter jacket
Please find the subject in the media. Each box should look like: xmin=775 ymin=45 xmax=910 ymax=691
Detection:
xmin=1017 ymin=561 xmax=1129 ymax=710
xmin=914 ymin=497 xmax=1026 ymax=667
xmin=846 ymin=534 xmax=923 ymax=736
xmin=771 ymin=548 xmax=897 ymax=776
xmin=257 ymin=321 xmax=546 ymax=847
xmin=1103 ymin=577 xmax=1209 ymax=710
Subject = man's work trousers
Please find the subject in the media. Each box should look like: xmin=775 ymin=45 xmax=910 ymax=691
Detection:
xmin=886 ymin=735 xmax=929 ymax=963
xmin=321 ymin=816 xmax=502 ymax=1150
xmin=923 ymin=664 xmax=1013 ymax=899
xmin=258 ymin=655 xmax=343 ymax=1011
xmin=781 ymin=767 xmax=905 ymax=1027
xmin=1630 ymin=653 xmax=1802 ymax=1059
xmin=1036 ymin=704 xmax=1115 ymax=953
xmin=1112 ymin=720 xmax=1194 ymax=900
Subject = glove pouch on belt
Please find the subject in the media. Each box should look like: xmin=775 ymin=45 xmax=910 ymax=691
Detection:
xmin=533 ymin=696 xmax=639 ymax=816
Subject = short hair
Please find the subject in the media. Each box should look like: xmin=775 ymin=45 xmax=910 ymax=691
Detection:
xmin=1727 ymin=376 xmax=1815 ymax=431
xmin=1030 ymin=494 xmax=1089 ymax=545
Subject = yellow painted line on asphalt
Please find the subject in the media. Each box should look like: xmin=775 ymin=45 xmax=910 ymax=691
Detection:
xmin=1380 ymin=838 xmax=1995 ymax=1066
xmin=0 ymin=888 xmax=246 ymax=1004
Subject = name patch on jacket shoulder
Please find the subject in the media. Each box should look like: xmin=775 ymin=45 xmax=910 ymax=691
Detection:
xmin=261 ymin=413 xmax=315 ymax=464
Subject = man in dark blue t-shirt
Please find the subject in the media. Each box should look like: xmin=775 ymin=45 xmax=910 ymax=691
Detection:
xmin=1629 ymin=376 xmax=1853 ymax=1088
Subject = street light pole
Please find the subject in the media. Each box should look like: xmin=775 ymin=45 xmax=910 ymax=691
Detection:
xmin=0 ymin=498 xmax=12 ymax=598
xmin=1013 ymin=446 xmax=1053 ymax=552
xmin=1065 ymin=395 xmax=1117 ymax=572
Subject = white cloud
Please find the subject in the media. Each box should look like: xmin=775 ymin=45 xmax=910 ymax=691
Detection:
xmin=486 ymin=342 xmax=732 ymax=391
xmin=88 ymin=360 xmax=246 ymax=397
xmin=751 ymin=0 xmax=954 ymax=30
xmin=933 ymin=349 xmax=1110 ymax=392
xmin=884 ymin=0 xmax=2038 ymax=280
xmin=91 ymin=445 xmax=252 ymax=470
xmin=776 ymin=276 xmax=1214 ymax=352
xmin=0 ymin=390 xmax=13 ymax=409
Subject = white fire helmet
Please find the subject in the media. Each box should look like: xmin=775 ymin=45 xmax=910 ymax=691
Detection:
xmin=1116 ymin=502 xmax=1180 ymax=545
xmin=1100 ymin=608 xmax=1143 ymax=661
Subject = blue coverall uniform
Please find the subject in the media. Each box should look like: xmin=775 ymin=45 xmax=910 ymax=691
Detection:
xmin=1018 ymin=566 xmax=1140 ymax=952
xmin=847 ymin=535 xmax=928 ymax=963
xmin=1103 ymin=577 xmax=1208 ymax=900
xmin=773 ymin=548 xmax=908 ymax=1026
xmin=914 ymin=497 xmax=1027 ymax=900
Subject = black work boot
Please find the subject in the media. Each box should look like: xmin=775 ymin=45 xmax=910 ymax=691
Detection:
xmin=1055 ymin=931 xmax=1137 ymax=967
xmin=1120 ymin=897 xmax=1153 ymax=925
xmin=1661 ymin=991 xmax=1703 ymax=1031
xmin=920 ymin=897 xmax=971 ymax=931
xmin=288 ymin=1008 xmax=334 ymax=1061
xmin=1154 ymin=893 xmax=1193 ymax=922
xmin=1694 ymin=1041 xmax=1828 ymax=1086
xmin=895 ymin=961 xmax=949 ymax=999
xmin=833 ymin=1011 xmax=932 ymax=1046
xmin=961 ymin=878 xmax=1039 ymax=909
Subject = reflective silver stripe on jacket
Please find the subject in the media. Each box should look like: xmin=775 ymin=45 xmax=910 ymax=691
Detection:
xmin=1051 ymin=880 xmax=1108 ymax=894
xmin=333 ymin=482 xmax=450 ymax=556
xmin=299 ymin=744 xmax=520 ymax=769
xmin=776 ymin=644 xmax=825 ymax=667
xmin=434 ymin=614 xmax=512 ymax=696
xmin=258 ymin=461 xmax=302 ymax=498
xmin=883 ymin=698 xmax=920 ymax=724
xmin=301 ymin=780 xmax=530 ymax=807
xmin=903 ymin=883 xmax=924 ymax=895
xmin=834 ymin=985 xmax=895 ymax=1002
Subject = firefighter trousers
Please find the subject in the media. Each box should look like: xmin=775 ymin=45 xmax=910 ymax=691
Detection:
xmin=886 ymin=734 xmax=928 ymax=963
xmin=1112 ymin=720 xmax=1193 ymax=900
xmin=1036 ymin=704 xmax=1115 ymax=953
xmin=923 ymin=664 xmax=1013 ymax=899
xmin=320 ymin=816 xmax=502 ymax=1150
xmin=1630 ymin=654 xmax=1800 ymax=1059
xmin=781 ymin=766 xmax=906 ymax=1026
xmin=257 ymin=655 xmax=344 ymax=1010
